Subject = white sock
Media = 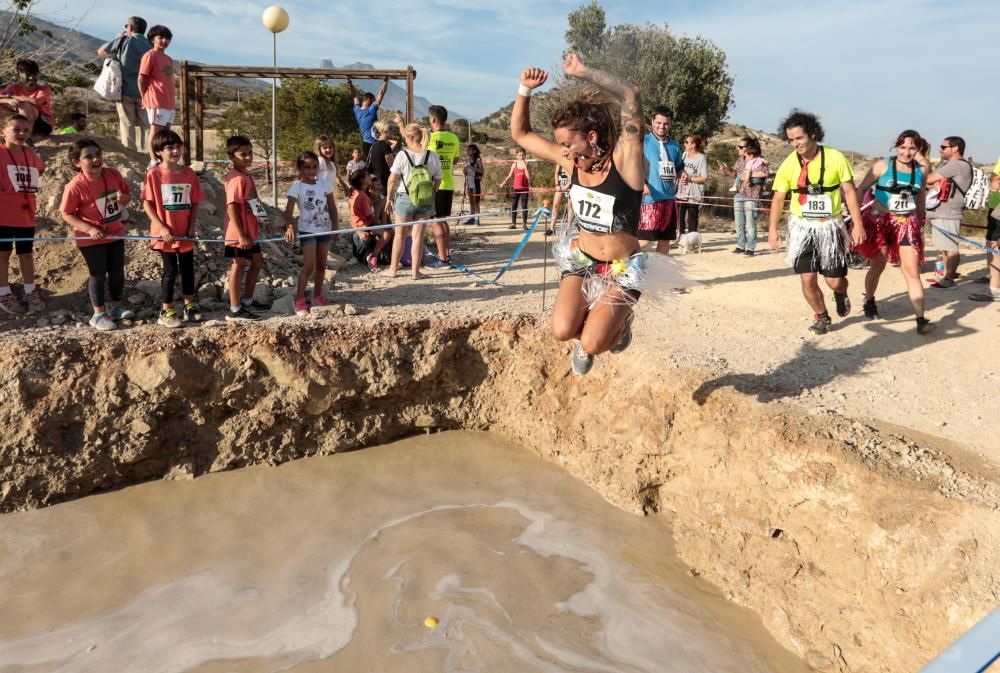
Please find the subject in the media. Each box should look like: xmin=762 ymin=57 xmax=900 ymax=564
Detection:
xmin=23 ymin=283 xmax=35 ymax=293
xmin=991 ymin=286 xmax=1000 ymax=296
xmin=230 ymin=304 xmax=241 ymax=312
xmin=0 ymin=286 xmax=11 ymax=296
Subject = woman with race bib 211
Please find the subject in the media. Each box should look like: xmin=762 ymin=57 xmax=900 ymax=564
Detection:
xmin=510 ymin=52 xmax=645 ymax=376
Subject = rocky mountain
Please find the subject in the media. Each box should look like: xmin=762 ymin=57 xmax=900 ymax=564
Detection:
xmin=319 ymin=60 xmax=467 ymax=121
xmin=0 ymin=11 xmax=105 ymax=69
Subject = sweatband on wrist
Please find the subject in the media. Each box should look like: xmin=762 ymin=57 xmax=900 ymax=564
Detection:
xmin=517 ymin=84 xmax=531 ymax=98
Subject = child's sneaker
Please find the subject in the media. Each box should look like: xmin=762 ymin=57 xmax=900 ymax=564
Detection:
xmin=0 ymin=292 xmax=25 ymax=315
xmin=23 ymin=289 xmax=44 ymax=313
xmin=109 ymin=303 xmax=135 ymax=320
xmin=89 ymin=312 xmax=116 ymax=331
xmin=183 ymin=302 xmax=202 ymax=322
xmin=294 ymin=298 xmax=310 ymax=316
xmin=157 ymin=307 xmax=183 ymax=328
xmin=366 ymin=253 xmax=378 ymax=272
xmin=312 ymin=294 xmax=329 ymax=308
xmin=226 ymin=306 xmax=263 ymax=322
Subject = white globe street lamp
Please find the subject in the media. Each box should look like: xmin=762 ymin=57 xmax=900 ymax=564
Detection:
xmin=262 ymin=5 xmax=289 ymax=207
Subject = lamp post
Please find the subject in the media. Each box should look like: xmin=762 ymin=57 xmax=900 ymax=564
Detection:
xmin=262 ymin=5 xmax=289 ymax=207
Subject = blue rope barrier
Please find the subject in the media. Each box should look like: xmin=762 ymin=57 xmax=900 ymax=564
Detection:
xmin=919 ymin=606 xmax=1000 ymax=673
xmin=931 ymin=225 xmax=998 ymax=255
xmin=446 ymin=207 xmax=548 ymax=285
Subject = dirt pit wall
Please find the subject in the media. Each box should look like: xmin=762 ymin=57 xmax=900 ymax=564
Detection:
xmin=1 ymin=315 xmax=998 ymax=673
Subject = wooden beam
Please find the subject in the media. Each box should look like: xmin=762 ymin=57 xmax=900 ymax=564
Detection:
xmin=184 ymin=65 xmax=413 ymax=80
xmin=179 ymin=60 xmax=190 ymax=165
xmin=406 ymin=66 xmax=414 ymax=123
xmin=194 ymin=76 xmax=204 ymax=162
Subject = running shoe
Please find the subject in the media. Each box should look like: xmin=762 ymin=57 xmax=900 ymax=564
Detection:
xmin=929 ymin=278 xmax=956 ymax=289
xmin=743 ymin=249 xmax=755 ymax=257
xmin=610 ymin=313 xmax=634 ymax=354
xmin=89 ymin=312 xmax=116 ymax=331
xmin=312 ymin=294 xmax=329 ymax=307
xmin=366 ymin=253 xmax=378 ymax=272
xmin=243 ymin=299 xmax=271 ymax=310
xmin=226 ymin=306 xmax=263 ymax=322
xmin=544 ymin=229 xmax=554 ymax=236
xmin=862 ymin=296 xmax=879 ymax=319
xmin=808 ymin=314 xmax=832 ymax=335
xmin=109 ymin=303 xmax=135 ymax=320
xmin=969 ymin=289 xmax=1000 ymax=302
xmin=0 ymin=292 xmax=25 ymax=315
xmin=23 ymin=289 xmax=44 ymax=313
xmin=294 ymin=298 xmax=310 ymax=316
xmin=571 ymin=344 xmax=594 ymax=376
xmin=731 ymin=247 xmax=745 ymax=254
xmin=834 ymin=292 xmax=851 ymax=318
xmin=157 ymin=307 xmax=183 ymax=328
xmin=183 ymin=302 xmax=202 ymax=322
xmin=427 ymin=257 xmax=449 ymax=269
xmin=916 ymin=317 xmax=935 ymax=335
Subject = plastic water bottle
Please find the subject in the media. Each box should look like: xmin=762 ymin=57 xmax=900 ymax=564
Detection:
xmin=935 ymin=255 xmax=945 ymax=277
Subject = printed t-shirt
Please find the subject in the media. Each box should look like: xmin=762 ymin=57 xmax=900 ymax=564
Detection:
xmin=353 ymin=103 xmax=379 ymax=144
xmin=677 ymin=153 xmax=707 ymax=203
xmin=139 ymin=50 xmax=175 ymax=110
xmin=346 ymin=160 xmax=366 ymax=176
xmin=930 ymin=159 xmax=974 ymax=219
xmin=349 ymin=190 xmax=373 ymax=228
xmin=59 ymin=167 xmax=131 ymax=247
xmin=1 ymin=82 xmax=53 ymax=123
xmin=642 ymin=133 xmax=684 ymax=204
xmin=429 ymin=130 xmax=460 ymax=191
xmin=772 ymin=146 xmax=854 ymax=219
xmin=224 ymin=169 xmax=265 ymax=245
xmin=141 ymin=165 xmax=204 ymax=252
xmin=389 ymin=150 xmax=442 ymax=196
xmin=287 ymin=180 xmax=332 ymax=234
xmin=0 ymin=145 xmax=45 ymax=227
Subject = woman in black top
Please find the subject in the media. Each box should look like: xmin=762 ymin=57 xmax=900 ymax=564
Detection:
xmin=367 ymin=120 xmax=395 ymax=198
xmin=511 ymin=52 xmax=645 ymax=376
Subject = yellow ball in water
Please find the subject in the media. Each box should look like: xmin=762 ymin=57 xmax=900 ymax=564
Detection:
xmin=424 ymin=616 xmax=439 ymax=628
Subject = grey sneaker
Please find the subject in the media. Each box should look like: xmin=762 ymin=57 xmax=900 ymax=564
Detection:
xmin=0 ymin=292 xmax=25 ymax=315
xmin=610 ymin=313 xmax=634 ymax=354
xmin=157 ymin=307 xmax=183 ymax=328
xmin=108 ymin=303 xmax=134 ymax=320
xmin=226 ymin=306 xmax=263 ymax=322
xmin=183 ymin=302 xmax=202 ymax=322
xmin=571 ymin=343 xmax=594 ymax=376
xmin=834 ymin=292 xmax=851 ymax=318
xmin=969 ymin=289 xmax=1000 ymax=302
xmin=809 ymin=314 xmax=832 ymax=335
xmin=23 ymin=289 xmax=44 ymax=313
xmin=89 ymin=312 xmax=116 ymax=331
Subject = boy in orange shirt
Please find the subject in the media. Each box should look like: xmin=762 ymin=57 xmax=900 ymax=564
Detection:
xmin=142 ymin=129 xmax=204 ymax=328
xmin=223 ymin=135 xmax=267 ymax=322
xmin=138 ymin=25 xmax=175 ymax=168
xmin=0 ymin=114 xmax=46 ymax=314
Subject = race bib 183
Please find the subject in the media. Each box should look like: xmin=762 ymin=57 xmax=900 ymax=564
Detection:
xmin=802 ymin=194 xmax=833 ymax=219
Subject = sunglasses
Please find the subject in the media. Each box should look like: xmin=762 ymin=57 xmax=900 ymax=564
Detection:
xmin=736 ymin=145 xmax=747 ymax=149
xmin=940 ymin=145 xmax=953 ymax=150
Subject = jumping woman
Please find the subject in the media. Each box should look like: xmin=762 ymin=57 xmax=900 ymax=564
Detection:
xmin=510 ymin=52 xmax=645 ymax=376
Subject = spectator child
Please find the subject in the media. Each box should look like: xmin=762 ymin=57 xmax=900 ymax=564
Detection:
xmin=346 ymin=148 xmax=366 ymax=176
xmin=282 ymin=151 xmax=337 ymax=316
xmin=349 ymin=169 xmax=391 ymax=270
xmin=1 ymin=59 xmax=54 ymax=138
xmin=314 ymin=135 xmax=346 ymax=194
xmin=59 ymin=139 xmax=134 ymax=330
xmin=138 ymin=25 xmax=176 ymax=167
xmin=142 ymin=129 xmax=204 ymax=328
xmin=223 ymin=135 xmax=267 ymax=322
xmin=0 ymin=114 xmax=46 ymax=315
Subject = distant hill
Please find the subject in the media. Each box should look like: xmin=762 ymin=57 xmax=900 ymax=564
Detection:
xmin=319 ymin=60 xmax=468 ymax=121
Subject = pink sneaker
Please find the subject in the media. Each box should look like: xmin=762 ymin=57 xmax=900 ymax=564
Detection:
xmin=313 ymin=294 xmax=329 ymax=307
xmin=0 ymin=292 xmax=25 ymax=315
xmin=294 ymin=298 xmax=310 ymax=316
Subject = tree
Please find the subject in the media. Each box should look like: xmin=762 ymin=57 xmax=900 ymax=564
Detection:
xmin=564 ymin=1 xmax=734 ymax=139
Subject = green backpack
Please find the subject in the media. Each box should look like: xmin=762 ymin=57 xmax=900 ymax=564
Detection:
xmin=404 ymin=151 xmax=435 ymax=208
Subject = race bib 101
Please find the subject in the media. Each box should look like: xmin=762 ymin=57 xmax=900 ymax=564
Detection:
xmin=570 ymin=184 xmax=615 ymax=233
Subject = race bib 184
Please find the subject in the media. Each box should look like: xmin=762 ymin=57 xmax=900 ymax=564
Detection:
xmin=659 ymin=162 xmax=676 ymax=183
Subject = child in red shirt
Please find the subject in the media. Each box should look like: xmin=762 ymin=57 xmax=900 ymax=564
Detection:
xmin=0 ymin=59 xmax=53 ymax=138
xmin=142 ymin=129 xmax=204 ymax=328
xmin=0 ymin=114 xmax=46 ymax=315
xmin=224 ymin=135 xmax=267 ymax=321
xmin=348 ymin=169 xmax=390 ymax=271
xmin=59 ymin=139 xmax=135 ymax=331
xmin=138 ymin=25 xmax=176 ymax=166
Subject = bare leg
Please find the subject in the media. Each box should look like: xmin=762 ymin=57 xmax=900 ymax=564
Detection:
xmin=551 ymin=274 xmax=589 ymax=342
xmin=228 ymin=258 xmax=246 ymax=308
xmin=0 ymin=250 xmax=11 ymax=288
xmin=824 ymin=275 xmax=847 ymax=295
xmin=387 ymin=224 xmax=411 ymax=277
xmin=410 ymin=222 xmax=426 ymax=279
xmin=296 ymin=243 xmax=316 ymax=300
xmin=244 ymin=253 xmax=263 ymax=300
xmin=800 ymin=272 xmax=828 ymax=314
xmin=943 ymin=249 xmax=960 ymax=281
xmin=897 ymin=246 xmax=925 ymax=317
xmin=313 ymin=243 xmax=329 ymax=296
xmin=864 ymin=251 xmax=888 ymax=298
xmin=579 ymin=285 xmax=633 ymax=356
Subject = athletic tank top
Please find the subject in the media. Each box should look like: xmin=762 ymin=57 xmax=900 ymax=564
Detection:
xmin=557 ymin=167 xmax=570 ymax=191
xmin=874 ymin=157 xmax=923 ymax=214
xmin=512 ymin=163 xmax=529 ymax=191
xmin=569 ymin=160 xmax=642 ymax=236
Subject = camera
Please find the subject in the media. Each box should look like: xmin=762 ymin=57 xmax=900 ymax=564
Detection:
xmin=807 ymin=184 xmax=824 ymax=195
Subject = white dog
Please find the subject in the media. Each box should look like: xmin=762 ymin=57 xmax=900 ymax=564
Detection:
xmin=677 ymin=231 xmax=702 ymax=254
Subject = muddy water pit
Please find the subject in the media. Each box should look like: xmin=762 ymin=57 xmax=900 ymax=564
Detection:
xmin=1 ymin=315 xmax=998 ymax=673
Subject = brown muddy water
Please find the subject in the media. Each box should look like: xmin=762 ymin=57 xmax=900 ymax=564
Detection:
xmin=0 ymin=431 xmax=808 ymax=673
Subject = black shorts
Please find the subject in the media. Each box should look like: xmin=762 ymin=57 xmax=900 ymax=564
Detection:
xmin=792 ymin=239 xmax=848 ymax=278
xmin=33 ymin=117 xmax=52 ymax=137
xmin=987 ymin=213 xmax=1000 ymax=243
xmin=435 ymin=189 xmax=453 ymax=219
xmin=224 ymin=244 xmax=262 ymax=259
xmin=0 ymin=225 xmax=35 ymax=254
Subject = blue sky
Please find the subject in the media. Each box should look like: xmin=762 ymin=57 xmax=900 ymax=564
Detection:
xmin=38 ymin=0 xmax=999 ymax=162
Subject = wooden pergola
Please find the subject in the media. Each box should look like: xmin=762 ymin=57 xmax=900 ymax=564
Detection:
xmin=177 ymin=62 xmax=417 ymax=163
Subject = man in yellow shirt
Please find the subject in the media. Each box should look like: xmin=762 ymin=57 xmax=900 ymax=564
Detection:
xmin=428 ymin=104 xmax=460 ymax=266
xmin=768 ymin=110 xmax=866 ymax=335
xmin=994 ymin=155 xmax=1000 ymax=176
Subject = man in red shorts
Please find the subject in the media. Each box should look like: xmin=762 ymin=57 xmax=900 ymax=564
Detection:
xmin=638 ymin=106 xmax=684 ymax=254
